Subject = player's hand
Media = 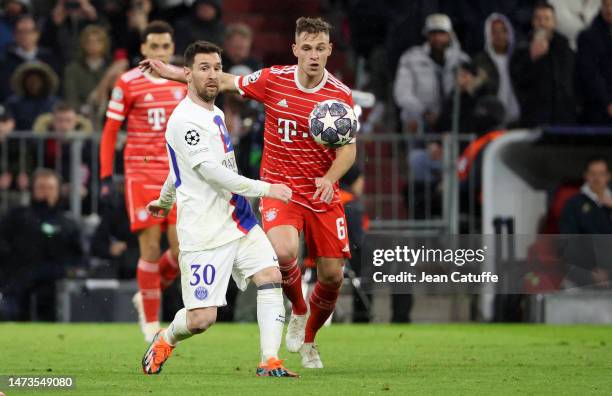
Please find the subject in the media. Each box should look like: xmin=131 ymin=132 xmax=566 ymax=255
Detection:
xmin=313 ymin=177 xmax=334 ymax=204
xmin=146 ymin=199 xmax=172 ymax=218
xmin=266 ymin=184 xmax=292 ymax=203
xmin=99 ymin=176 xmax=114 ymax=206
xmin=139 ymin=59 xmax=184 ymax=82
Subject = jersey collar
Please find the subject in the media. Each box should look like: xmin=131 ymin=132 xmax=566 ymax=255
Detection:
xmin=294 ymin=67 xmax=328 ymax=94
xmin=143 ymin=71 xmax=168 ymax=84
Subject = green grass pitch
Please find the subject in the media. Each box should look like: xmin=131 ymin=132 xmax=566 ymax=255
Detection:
xmin=1 ymin=323 xmax=611 ymax=395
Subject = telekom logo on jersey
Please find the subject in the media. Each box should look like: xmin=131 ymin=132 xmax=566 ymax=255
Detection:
xmin=278 ymin=118 xmax=309 ymax=143
xmin=147 ymin=108 xmax=166 ymax=131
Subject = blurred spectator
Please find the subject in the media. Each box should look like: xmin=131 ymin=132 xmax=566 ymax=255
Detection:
xmin=444 ymin=0 xmax=536 ymax=56
xmin=0 ymin=168 xmax=84 ymax=321
xmin=0 ymin=14 xmax=60 ymax=101
xmin=576 ymin=0 xmax=612 ymax=125
xmin=222 ymin=23 xmax=262 ymax=72
xmin=122 ymin=0 xmax=155 ymax=65
xmin=0 ymin=0 xmax=29 ymax=55
xmin=338 ymin=166 xmax=371 ymax=323
xmin=510 ymin=2 xmax=576 ymax=127
xmin=4 ymin=61 xmax=60 ymax=130
xmin=548 ymin=0 xmax=600 ymax=50
xmin=0 ymin=104 xmax=32 ymax=203
xmin=174 ymin=0 xmax=224 ymax=54
xmin=32 ymin=102 xmax=93 ymax=211
xmin=393 ymin=14 xmax=469 ymax=133
xmin=473 ymin=13 xmax=521 ymax=125
xmin=63 ymin=24 xmax=111 ymax=117
xmin=405 ymin=141 xmax=443 ymax=219
xmin=224 ymin=66 xmax=264 ymax=180
xmin=90 ymin=183 xmax=139 ymax=279
xmin=560 ymin=158 xmax=612 ymax=288
xmin=435 ymin=61 xmax=505 ymax=133
xmin=40 ymin=0 xmax=99 ymax=65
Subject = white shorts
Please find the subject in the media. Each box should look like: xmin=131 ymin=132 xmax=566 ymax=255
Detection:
xmin=179 ymin=225 xmax=278 ymax=309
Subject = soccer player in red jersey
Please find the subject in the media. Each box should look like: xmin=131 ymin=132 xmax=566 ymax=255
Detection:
xmin=142 ymin=17 xmax=354 ymax=368
xmin=100 ymin=21 xmax=187 ymax=342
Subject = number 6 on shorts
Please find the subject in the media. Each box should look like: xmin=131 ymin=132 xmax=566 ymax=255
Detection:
xmin=336 ymin=217 xmax=346 ymax=240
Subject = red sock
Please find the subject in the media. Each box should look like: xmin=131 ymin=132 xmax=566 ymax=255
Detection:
xmin=159 ymin=250 xmax=179 ymax=290
xmin=137 ymin=258 xmax=161 ymax=323
xmin=305 ymin=280 xmax=342 ymax=343
xmin=279 ymin=258 xmax=308 ymax=315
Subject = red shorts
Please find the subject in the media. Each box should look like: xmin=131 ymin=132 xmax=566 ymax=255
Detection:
xmin=125 ymin=176 xmax=177 ymax=233
xmin=259 ymin=198 xmax=350 ymax=260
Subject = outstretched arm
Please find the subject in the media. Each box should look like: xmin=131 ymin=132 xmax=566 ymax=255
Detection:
xmin=139 ymin=59 xmax=237 ymax=92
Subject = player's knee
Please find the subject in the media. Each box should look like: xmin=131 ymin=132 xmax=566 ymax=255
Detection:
xmin=273 ymin=244 xmax=297 ymax=264
xmin=140 ymin=242 xmax=161 ymax=261
xmin=317 ymin=263 xmax=344 ymax=285
xmin=255 ymin=266 xmax=282 ymax=285
xmin=187 ymin=310 xmax=216 ymax=333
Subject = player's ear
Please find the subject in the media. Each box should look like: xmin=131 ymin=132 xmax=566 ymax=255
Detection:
xmin=292 ymin=43 xmax=298 ymax=58
xmin=328 ymin=42 xmax=333 ymax=56
xmin=184 ymin=66 xmax=192 ymax=83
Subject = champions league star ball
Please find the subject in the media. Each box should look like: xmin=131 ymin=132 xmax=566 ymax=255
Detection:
xmin=309 ymin=99 xmax=358 ymax=147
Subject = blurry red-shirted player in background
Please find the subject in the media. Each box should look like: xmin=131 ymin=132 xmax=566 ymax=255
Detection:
xmin=100 ymin=21 xmax=187 ymax=342
xmin=142 ymin=17 xmax=356 ymax=368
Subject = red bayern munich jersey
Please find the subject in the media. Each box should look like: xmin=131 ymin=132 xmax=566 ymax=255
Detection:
xmin=234 ymin=65 xmax=354 ymax=212
xmin=104 ymin=67 xmax=187 ymax=179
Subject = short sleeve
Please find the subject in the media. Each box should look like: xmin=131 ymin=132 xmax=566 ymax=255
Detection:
xmin=234 ymin=68 xmax=270 ymax=103
xmin=105 ymin=78 xmax=132 ymax=122
xmin=170 ymin=121 xmax=217 ymax=169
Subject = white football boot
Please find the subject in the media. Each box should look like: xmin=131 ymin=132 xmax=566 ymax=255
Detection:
xmin=299 ymin=342 xmax=324 ymax=369
xmin=285 ymin=311 xmax=308 ymax=352
xmin=132 ymin=291 xmax=159 ymax=343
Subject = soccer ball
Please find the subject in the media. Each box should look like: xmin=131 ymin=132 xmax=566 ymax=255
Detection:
xmin=309 ymin=99 xmax=358 ymax=147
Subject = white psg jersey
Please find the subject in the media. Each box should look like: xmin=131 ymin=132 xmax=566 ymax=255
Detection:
xmin=165 ymin=96 xmax=258 ymax=251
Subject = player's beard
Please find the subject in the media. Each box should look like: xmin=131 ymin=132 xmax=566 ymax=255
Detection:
xmin=196 ymin=83 xmax=219 ymax=103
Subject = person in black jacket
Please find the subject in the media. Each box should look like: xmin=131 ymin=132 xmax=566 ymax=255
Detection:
xmin=576 ymin=0 xmax=612 ymax=125
xmin=510 ymin=2 xmax=576 ymax=127
xmin=0 ymin=168 xmax=84 ymax=321
xmin=560 ymin=158 xmax=612 ymax=288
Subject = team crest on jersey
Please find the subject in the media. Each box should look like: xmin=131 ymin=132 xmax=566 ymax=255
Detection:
xmin=111 ymin=87 xmax=123 ymax=100
xmin=194 ymin=286 xmax=208 ymax=301
xmin=137 ymin=209 xmax=148 ymax=221
xmin=245 ymin=70 xmax=262 ymax=84
xmin=264 ymin=208 xmax=279 ymax=222
xmin=184 ymin=129 xmax=200 ymax=145
xmin=173 ymin=88 xmax=184 ymax=100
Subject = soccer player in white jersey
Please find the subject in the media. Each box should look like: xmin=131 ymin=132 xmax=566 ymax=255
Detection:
xmin=141 ymin=17 xmax=356 ymax=369
xmin=141 ymin=41 xmax=298 ymax=377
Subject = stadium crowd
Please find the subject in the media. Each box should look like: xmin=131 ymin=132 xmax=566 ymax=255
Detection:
xmin=0 ymin=0 xmax=611 ymax=321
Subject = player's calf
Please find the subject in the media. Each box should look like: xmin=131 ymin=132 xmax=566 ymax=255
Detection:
xmin=186 ymin=307 xmax=217 ymax=334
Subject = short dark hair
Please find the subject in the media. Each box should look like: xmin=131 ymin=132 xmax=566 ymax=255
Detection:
xmin=141 ymin=20 xmax=174 ymax=44
xmin=585 ymin=157 xmax=610 ymax=172
xmin=184 ymin=40 xmax=222 ymax=67
xmin=295 ymin=17 xmax=331 ymax=39
xmin=533 ymin=1 xmax=555 ymax=14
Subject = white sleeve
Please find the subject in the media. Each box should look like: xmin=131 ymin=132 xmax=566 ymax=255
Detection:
xmin=157 ymin=173 xmax=176 ymax=208
xmin=196 ymin=160 xmax=271 ymax=198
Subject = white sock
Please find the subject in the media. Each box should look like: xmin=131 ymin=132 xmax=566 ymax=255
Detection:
xmin=164 ymin=308 xmax=192 ymax=346
xmin=257 ymin=283 xmax=285 ymax=362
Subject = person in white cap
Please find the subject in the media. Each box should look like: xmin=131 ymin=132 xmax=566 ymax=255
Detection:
xmin=393 ymin=13 xmax=469 ymax=134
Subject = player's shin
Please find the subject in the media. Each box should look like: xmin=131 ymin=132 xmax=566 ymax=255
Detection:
xmin=137 ymin=258 xmax=162 ymax=325
xmin=256 ymin=282 xmax=285 ymax=361
xmin=164 ymin=308 xmax=193 ymax=346
xmin=159 ymin=250 xmax=180 ymax=289
xmin=278 ymin=259 xmax=308 ymax=315
xmin=304 ymin=280 xmax=342 ymax=343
